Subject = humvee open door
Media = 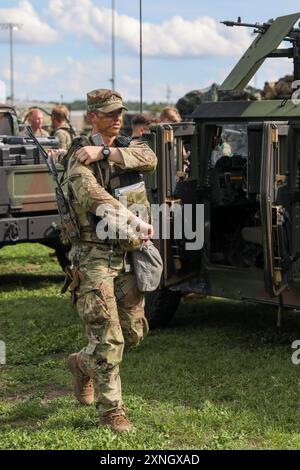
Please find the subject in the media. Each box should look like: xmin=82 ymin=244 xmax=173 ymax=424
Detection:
xmin=144 ymin=12 xmax=300 ymax=328
xmin=221 ymin=12 xmax=300 ymax=301
xmin=143 ymin=123 xmax=202 ymax=327
xmin=260 ymin=122 xmax=292 ymax=297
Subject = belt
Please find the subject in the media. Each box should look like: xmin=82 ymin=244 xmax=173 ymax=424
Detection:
xmin=80 ymin=231 xmax=111 ymax=245
xmin=78 ymin=233 xmax=126 ymax=256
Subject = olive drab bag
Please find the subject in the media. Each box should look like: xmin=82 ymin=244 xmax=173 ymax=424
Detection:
xmin=131 ymin=241 xmax=163 ymax=292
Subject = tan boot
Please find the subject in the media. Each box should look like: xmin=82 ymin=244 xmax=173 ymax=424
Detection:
xmin=101 ymin=410 xmax=134 ymax=433
xmin=67 ymin=353 xmax=94 ymax=406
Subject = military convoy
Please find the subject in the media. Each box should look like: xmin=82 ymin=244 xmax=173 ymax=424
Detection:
xmin=2 ymin=12 xmax=300 ymax=329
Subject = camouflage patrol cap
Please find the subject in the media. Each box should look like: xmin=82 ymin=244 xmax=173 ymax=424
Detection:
xmin=86 ymin=89 xmax=128 ymax=113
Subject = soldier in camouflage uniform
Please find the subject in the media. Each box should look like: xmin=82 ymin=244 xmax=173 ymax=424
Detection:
xmin=51 ymin=105 xmax=74 ymax=151
xmin=66 ymin=89 xmax=157 ymax=433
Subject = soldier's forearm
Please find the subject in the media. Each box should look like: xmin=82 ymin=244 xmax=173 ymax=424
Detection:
xmin=75 ymin=145 xmax=157 ymax=173
xmin=107 ymin=148 xmax=124 ymax=165
xmin=117 ymin=146 xmax=157 ymax=173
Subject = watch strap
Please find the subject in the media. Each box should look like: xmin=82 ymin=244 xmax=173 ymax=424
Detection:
xmin=102 ymin=146 xmax=111 ymax=161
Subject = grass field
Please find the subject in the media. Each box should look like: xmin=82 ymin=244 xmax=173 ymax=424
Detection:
xmin=1 ymin=243 xmax=300 ymax=450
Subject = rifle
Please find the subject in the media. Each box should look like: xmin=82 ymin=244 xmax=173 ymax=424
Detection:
xmin=26 ymin=125 xmax=80 ymax=242
xmin=0 ymin=136 xmax=59 ymax=148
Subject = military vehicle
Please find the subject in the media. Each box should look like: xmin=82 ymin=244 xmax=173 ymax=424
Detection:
xmin=144 ymin=12 xmax=300 ymax=328
xmin=0 ymin=103 xmax=68 ymax=268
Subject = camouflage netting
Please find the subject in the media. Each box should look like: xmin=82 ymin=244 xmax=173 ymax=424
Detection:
xmin=176 ymin=75 xmax=295 ymax=118
xmin=176 ymin=83 xmax=262 ymax=118
xmin=262 ymin=74 xmax=294 ymax=100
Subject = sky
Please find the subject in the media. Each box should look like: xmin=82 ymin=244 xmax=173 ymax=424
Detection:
xmin=0 ymin=0 xmax=299 ymax=104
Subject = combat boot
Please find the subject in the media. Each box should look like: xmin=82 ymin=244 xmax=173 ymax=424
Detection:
xmin=101 ymin=410 xmax=134 ymax=433
xmin=67 ymin=353 xmax=94 ymax=405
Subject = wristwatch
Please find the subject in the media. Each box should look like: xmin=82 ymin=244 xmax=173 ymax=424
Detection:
xmin=101 ymin=146 xmax=111 ymax=161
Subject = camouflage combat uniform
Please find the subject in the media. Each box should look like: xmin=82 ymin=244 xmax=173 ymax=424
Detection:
xmin=67 ymin=137 xmax=157 ymax=416
xmin=54 ymin=123 xmax=73 ymax=151
xmin=35 ymin=128 xmax=50 ymax=137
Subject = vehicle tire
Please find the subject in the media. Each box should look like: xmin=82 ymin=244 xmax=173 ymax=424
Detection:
xmin=144 ymin=287 xmax=182 ymax=329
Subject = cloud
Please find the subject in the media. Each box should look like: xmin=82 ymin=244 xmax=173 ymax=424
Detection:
xmin=47 ymin=0 xmax=251 ymax=58
xmin=0 ymin=51 xmax=199 ymax=103
xmin=0 ymin=53 xmax=111 ymax=101
xmin=0 ymin=54 xmax=62 ymax=101
xmin=0 ymin=0 xmax=58 ymax=44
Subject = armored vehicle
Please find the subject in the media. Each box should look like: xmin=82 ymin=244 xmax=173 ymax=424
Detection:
xmin=0 ymin=104 xmax=68 ymax=268
xmin=144 ymin=12 xmax=300 ymax=327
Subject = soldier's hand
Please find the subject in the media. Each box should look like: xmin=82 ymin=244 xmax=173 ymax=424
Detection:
xmin=47 ymin=149 xmax=66 ymax=161
xmin=75 ymin=146 xmax=103 ymax=165
xmin=136 ymin=220 xmax=154 ymax=240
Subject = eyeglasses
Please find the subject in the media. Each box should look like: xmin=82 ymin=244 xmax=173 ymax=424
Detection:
xmin=96 ymin=110 xmax=123 ymax=120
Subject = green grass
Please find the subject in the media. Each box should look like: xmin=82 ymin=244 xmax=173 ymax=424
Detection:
xmin=1 ymin=243 xmax=300 ymax=449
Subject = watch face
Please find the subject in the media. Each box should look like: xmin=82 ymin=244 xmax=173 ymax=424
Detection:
xmin=102 ymin=147 xmax=110 ymax=157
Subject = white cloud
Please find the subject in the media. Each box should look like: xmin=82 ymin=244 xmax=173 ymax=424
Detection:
xmin=0 ymin=52 xmax=200 ymax=103
xmin=0 ymin=54 xmax=62 ymax=101
xmin=47 ymin=0 xmax=251 ymax=58
xmin=0 ymin=54 xmax=114 ymax=101
xmin=0 ymin=0 xmax=58 ymax=44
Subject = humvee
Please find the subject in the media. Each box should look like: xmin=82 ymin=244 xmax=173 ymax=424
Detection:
xmin=0 ymin=103 xmax=68 ymax=268
xmin=144 ymin=12 xmax=300 ymax=328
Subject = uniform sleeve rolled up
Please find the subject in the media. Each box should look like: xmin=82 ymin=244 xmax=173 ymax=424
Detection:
xmin=116 ymin=142 xmax=157 ymax=173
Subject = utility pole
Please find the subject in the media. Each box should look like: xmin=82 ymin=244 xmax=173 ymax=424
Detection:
xmin=110 ymin=0 xmax=115 ymax=90
xmin=139 ymin=0 xmax=143 ymax=112
xmin=0 ymin=23 xmax=22 ymax=106
xmin=166 ymin=85 xmax=172 ymax=104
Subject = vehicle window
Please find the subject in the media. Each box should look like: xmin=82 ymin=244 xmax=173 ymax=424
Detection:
xmin=211 ymin=124 xmax=248 ymax=166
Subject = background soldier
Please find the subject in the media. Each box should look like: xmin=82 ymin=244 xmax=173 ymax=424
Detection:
xmin=27 ymin=108 xmax=49 ymax=137
xmin=66 ymin=88 xmax=157 ymax=434
xmin=159 ymin=106 xmax=182 ymax=123
xmin=131 ymin=113 xmax=152 ymax=140
xmin=51 ymin=104 xmax=74 ymax=150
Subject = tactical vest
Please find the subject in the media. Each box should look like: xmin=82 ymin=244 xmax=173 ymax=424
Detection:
xmin=52 ymin=125 xmax=76 ymax=139
xmin=66 ymin=135 xmax=149 ymax=250
xmin=68 ymin=134 xmax=143 ymax=194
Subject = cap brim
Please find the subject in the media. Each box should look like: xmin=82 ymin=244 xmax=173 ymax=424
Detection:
xmin=98 ymin=103 xmax=128 ymax=113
